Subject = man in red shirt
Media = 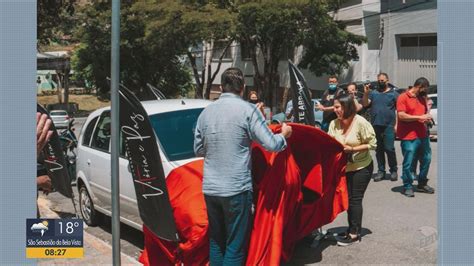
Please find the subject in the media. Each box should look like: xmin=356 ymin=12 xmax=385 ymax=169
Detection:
xmin=396 ymin=77 xmax=435 ymax=197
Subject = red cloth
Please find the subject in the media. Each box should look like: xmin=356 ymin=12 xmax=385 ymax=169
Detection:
xmin=396 ymin=91 xmax=428 ymax=140
xmin=140 ymin=124 xmax=348 ymax=265
xmin=140 ymin=160 xmax=209 ymax=266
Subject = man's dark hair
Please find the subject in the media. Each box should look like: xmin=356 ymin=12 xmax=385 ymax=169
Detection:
xmin=335 ymin=93 xmax=357 ymax=119
xmin=414 ymin=77 xmax=430 ymax=88
xmin=329 ymin=75 xmax=338 ymax=81
xmin=221 ymin=68 xmax=244 ymax=94
xmin=347 ymin=82 xmax=357 ymax=89
xmin=377 ymin=72 xmax=389 ymax=80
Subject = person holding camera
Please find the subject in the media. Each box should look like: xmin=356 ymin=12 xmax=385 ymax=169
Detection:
xmin=346 ymin=82 xmax=364 ymax=113
xmin=397 ymin=77 xmax=435 ymax=197
xmin=361 ymin=73 xmax=399 ymax=182
xmin=316 ymin=76 xmax=344 ymax=132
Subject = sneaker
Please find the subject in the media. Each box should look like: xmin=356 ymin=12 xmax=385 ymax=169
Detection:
xmin=333 ymin=231 xmax=348 ymax=242
xmin=390 ymin=172 xmax=398 ymax=181
xmin=403 ymin=188 xmax=415 ymax=197
xmin=417 ymin=184 xmax=435 ymax=194
xmin=337 ymin=234 xmax=361 ymax=246
xmin=373 ymin=171 xmax=384 ymax=182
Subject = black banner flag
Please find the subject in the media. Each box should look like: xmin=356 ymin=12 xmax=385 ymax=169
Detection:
xmin=119 ymin=86 xmax=179 ymax=242
xmin=288 ymin=60 xmax=315 ymax=126
xmin=37 ymin=104 xmax=73 ymax=198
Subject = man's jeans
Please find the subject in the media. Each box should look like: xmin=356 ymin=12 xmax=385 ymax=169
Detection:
xmin=204 ymin=190 xmax=253 ymax=266
xmin=401 ymin=138 xmax=432 ymax=189
xmin=373 ymin=125 xmax=398 ymax=173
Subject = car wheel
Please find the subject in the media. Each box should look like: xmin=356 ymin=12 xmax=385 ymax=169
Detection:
xmin=79 ymin=185 xmax=99 ymax=226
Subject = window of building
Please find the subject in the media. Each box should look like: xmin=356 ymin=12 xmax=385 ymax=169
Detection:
xmin=240 ymin=40 xmax=254 ymax=61
xmin=212 ymin=40 xmax=233 ymax=60
xmin=400 ymin=35 xmax=437 ymax=47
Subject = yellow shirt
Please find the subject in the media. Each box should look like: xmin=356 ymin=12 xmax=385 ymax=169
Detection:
xmin=328 ymin=115 xmax=377 ymax=172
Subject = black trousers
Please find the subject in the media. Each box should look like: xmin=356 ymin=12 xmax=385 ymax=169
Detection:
xmin=346 ymin=162 xmax=373 ymax=235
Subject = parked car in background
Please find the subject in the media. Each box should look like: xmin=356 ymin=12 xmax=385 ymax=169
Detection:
xmin=272 ymin=99 xmax=323 ymax=127
xmin=50 ymin=110 xmax=74 ymax=129
xmin=428 ymin=93 xmax=437 ymax=139
xmin=75 ymin=99 xmax=211 ymax=229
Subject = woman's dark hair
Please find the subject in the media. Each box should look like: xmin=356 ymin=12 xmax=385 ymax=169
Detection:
xmin=221 ymin=68 xmax=244 ymax=94
xmin=335 ymin=93 xmax=357 ymax=119
xmin=248 ymin=90 xmax=258 ymax=99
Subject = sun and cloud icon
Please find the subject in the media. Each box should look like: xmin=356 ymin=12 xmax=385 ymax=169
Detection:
xmin=31 ymin=220 xmax=49 ymax=237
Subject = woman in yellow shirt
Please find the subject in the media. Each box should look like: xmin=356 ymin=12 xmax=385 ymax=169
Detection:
xmin=328 ymin=93 xmax=377 ymax=246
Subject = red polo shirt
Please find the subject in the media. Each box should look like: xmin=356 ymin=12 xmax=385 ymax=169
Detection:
xmin=396 ymin=91 xmax=428 ymax=140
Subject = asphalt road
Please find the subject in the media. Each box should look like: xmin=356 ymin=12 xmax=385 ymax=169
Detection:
xmin=44 ymin=118 xmax=437 ymax=264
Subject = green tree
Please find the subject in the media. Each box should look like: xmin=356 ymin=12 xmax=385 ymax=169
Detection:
xmin=72 ymin=1 xmax=193 ymax=99
xmin=134 ymin=0 xmax=236 ymax=99
xmin=37 ymin=0 xmax=76 ymax=47
xmin=236 ymin=0 xmax=365 ymax=108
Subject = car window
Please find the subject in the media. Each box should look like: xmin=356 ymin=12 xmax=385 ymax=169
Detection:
xmin=90 ymin=112 xmax=111 ymax=152
xmin=51 ymin=111 xmax=67 ymax=116
xmin=430 ymin=96 xmax=437 ymax=109
xmin=82 ymin=116 xmax=99 ymax=147
xmin=149 ymin=108 xmax=203 ymax=161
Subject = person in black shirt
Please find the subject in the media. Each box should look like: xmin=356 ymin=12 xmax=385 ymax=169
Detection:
xmin=361 ymin=73 xmax=399 ymax=182
xmin=316 ymin=76 xmax=343 ymax=132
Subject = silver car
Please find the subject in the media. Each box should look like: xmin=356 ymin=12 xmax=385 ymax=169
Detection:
xmin=75 ymin=99 xmax=211 ymax=229
xmin=50 ymin=110 xmax=73 ymax=129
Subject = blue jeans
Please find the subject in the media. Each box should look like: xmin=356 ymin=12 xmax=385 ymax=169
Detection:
xmin=401 ymin=138 xmax=432 ymax=189
xmin=204 ymin=190 xmax=253 ymax=266
xmin=373 ymin=125 xmax=398 ymax=173
xmin=411 ymin=129 xmax=431 ymax=176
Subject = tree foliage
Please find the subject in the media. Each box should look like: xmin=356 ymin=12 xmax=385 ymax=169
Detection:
xmin=134 ymin=0 xmax=237 ymax=99
xmin=37 ymin=0 xmax=76 ymax=46
xmin=236 ymin=0 xmax=365 ymax=107
xmin=71 ymin=0 xmax=365 ymax=103
xmin=72 ymin=1 xmax=193 ymax=99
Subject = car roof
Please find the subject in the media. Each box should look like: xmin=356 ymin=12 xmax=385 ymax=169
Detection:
xmin=87 ymin=99 xmax=212 ymax=119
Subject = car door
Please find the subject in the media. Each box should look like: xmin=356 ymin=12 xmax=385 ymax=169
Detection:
xmin=118 ymin=132 xmax=142 ymax=227
xmin=88 ymin=111 xmax=112 ymax=212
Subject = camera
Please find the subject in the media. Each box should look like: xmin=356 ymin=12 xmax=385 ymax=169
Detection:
xmin=364 ymin=81 xmax=380 ymax=91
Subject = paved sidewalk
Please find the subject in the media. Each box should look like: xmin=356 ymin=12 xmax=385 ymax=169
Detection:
xmin=37 ymin=196 xmax=141 ymax=265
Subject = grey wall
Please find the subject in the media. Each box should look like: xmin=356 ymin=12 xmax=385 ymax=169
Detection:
xmin=379 ymin=1 xmax=437 ymax=87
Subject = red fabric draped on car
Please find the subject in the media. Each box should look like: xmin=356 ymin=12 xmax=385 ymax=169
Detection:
xmin=139 ymin=124 xmax=348 ymax=266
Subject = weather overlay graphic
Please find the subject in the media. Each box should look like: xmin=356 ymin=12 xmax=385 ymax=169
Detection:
xmin=26 ymin=219 xmax=83 ymax=258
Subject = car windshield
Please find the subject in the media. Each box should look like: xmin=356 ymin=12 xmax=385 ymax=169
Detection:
xmin=149 ymin=108 xmax=203 ymax=162
xmin=51 ymin=111 xmax=67 ymax=116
